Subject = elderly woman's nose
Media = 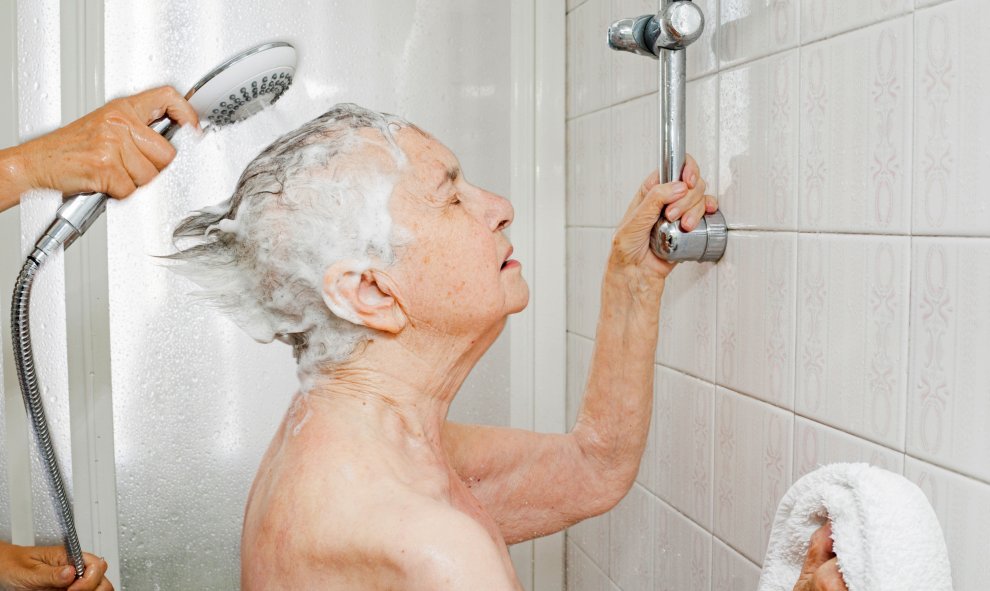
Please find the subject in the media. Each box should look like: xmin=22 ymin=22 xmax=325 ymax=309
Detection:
xmin=486 ymin=191 xmax=514 ymax=232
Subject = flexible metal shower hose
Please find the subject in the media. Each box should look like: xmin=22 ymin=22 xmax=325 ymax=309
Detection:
xmin=11 ymin=256 xmax=86 ymax=578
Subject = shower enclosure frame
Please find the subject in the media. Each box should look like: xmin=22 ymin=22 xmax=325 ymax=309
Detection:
xmin=1 ymin=0 xmax=567 ymax=589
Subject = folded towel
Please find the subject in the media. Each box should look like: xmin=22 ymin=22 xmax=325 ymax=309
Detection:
xmin=757 ymin=462 xmax=952 ymax=591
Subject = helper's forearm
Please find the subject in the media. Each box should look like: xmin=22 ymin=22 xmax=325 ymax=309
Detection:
xmin=572 ymin=260 xmax=664 ymax=497
xmin=0 ymin=146 xmax=32 ymax=214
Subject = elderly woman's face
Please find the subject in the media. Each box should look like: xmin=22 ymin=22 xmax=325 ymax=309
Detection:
xmin=387 ymin=128 xmax=528 ymax=335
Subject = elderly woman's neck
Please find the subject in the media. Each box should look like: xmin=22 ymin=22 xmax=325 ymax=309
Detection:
xmin=301 ymin=337 xmax=483 ymax=445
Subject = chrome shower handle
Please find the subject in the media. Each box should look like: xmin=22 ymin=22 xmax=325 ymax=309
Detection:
xmin=609 ymin=0 xmax=727 ymax=263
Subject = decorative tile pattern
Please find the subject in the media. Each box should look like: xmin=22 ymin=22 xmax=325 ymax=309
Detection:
xmin=566 ymin=228 xmax=612 ymax=340
xmin=798 ymin=17 xmax=913 ymax=234
xmin=914 ymin=0 xmax=990 ymax=236
xmin=567 ymin=540 xmax=613 ymax=591
xmin=569 ymin=511 xmax=611 ymax=577
xmin=793 ymin=417 xmax=905 ymax=481
xmin=610 ymin=93 xmax=656 ymax=227
xmin=567 ymin=0 xmax=612 ymax=118
xmin=567 ymin=109 xmax=612 ymax=228
xmin=654 ymin=366 xmax=714 ymax=529
xmin=908 ymin=239 xmax=990 ymax=482
xmin=800 ymin=0 xmax=912 ymax=43
xmin=719 ymin=0 xmax=799 ymax=67
xmin=716 ymin=231 xmax=797 ymax=409
xmin=712 ymin=538 xmax=762 ymax=591
xmin=719 ymin=51 xmax=799 ymax=231
xmin=654 ymin=499 xmax=712 ymax=591
xmin=714 ymin=388 xmax=793 ymax=565
xmin=609 ymin=484 xmax=655 ymax=591
xmin=657 ymin=259 xmax=718 ymax=381
xmin=795 ymin=234 xmax=910 ymax=449
xmin=905 ymin=457 xmax=990 ymax=591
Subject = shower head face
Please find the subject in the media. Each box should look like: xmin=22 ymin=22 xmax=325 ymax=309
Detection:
xmin=185 ymin=42 xmax=297 ymax=129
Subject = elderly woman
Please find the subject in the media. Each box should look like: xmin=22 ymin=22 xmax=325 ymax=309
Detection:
xmin=171 ymin=104 xmax=844 ymax=590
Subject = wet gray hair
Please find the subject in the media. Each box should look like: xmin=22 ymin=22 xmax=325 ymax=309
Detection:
xmin=169 ymin=103 xmax=416 ymax=373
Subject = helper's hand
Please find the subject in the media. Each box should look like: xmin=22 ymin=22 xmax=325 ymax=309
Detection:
xmin=0 ymin=542 xmax=113 ymax=591
xmin=16 ymin=86 xmax=199 ymax=199
xmin=792 ymin=523 xmax=848 ymax=591
xmin=610 ymin=154 xmax=718 ymax=280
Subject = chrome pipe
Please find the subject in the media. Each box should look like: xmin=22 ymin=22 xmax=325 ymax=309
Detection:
xmin=608 ymin=0 xmax=727 ymax=263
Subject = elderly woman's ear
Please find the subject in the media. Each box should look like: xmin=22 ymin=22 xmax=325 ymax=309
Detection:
xmin=321 ymin=259 xmax=407 ymax=333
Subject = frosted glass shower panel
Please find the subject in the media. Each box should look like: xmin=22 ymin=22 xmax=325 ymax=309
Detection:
xmin=104 ymin=1 xmax=510 ymax=587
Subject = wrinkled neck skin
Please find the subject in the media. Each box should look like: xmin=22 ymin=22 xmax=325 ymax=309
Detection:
xmin=295 ymin=316 xmax=505 ymax=465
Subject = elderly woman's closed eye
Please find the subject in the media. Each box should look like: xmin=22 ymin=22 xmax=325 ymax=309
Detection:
xmin=170 ymin=103 xmax=715 ymax=590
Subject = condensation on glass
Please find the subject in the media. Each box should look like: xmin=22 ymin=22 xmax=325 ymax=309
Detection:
xmin=104 ymin=1 xmax=511 ymax=587
xmin=15 ymin=0 xmax=73 ymax=546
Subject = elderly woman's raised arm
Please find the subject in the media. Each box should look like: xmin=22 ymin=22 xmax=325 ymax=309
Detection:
xmin=443 ymin=158 xmax=717 ymax=543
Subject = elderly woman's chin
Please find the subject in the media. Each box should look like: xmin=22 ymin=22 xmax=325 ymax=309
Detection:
xmin=503 ymin=265 xmax=530 ymax=315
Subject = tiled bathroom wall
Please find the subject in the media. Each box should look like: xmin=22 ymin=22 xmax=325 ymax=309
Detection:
xmin=565 ymin=0 xmax=990 ymax=589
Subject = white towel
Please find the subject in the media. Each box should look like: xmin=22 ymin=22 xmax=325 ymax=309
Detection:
xmin=757 ymin=462 xmax=952 ymax=591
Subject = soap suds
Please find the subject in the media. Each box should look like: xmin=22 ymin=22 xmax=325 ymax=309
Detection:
xmin=168 ymin=104 xmax=414 ymax=378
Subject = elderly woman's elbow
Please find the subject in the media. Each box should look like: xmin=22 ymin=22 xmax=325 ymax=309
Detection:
xmin=571 ymin=429 xmax=643 ymax=515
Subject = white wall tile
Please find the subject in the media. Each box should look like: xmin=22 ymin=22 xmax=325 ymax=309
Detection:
xmin=567 ymin=333 xmax=595 ymax=429
xmin=908 ymin=239 xmax=990 ymax=482
xmin=567 ymin=109 xmax=612 ymax=227
xmin=801 ymin=0 xmax=912 ymax=43
xmin=913 ymin=0 xmax=990 ymax=236
xmin=793 ymin=417 xmax=905 ymax=481
xmin=719 ymin=50 xmax=799 ymax=231
xmin=716 ymin=231 xmax=797 ymax=408
xmin=719 ymin=0 xmax=799 ymax=67
xmin=654 ymin=366 xmax=715 ymax=528
xmin=610 ymin=93 xmax=656 ymax=227
xmin=609 ymin=0 xmax=659 ymax=105
xmin=795 ymin=234 xmax=910 ymax=449
xmin=568 ymin=0 xmax=591 ymax=14
xmin=568 ymin=540 xmax=613 ymax=591
xmin=570 ymin=511 xmax=612 ymax=576
xmin=905 ymin=457 xmax=990 ymax=591
xmin=567 ymin=0 xmax=612 ymax=118
xmin=712 ymin=538 xmax=762 ymax=591
xmin=657 ymin=260 xmax=718 ymax=381
xmin=609 ymin=484 xmax=655 ymax=591
xmin=798 ymin=17 xmax=913 ymax=234
xmin=566 ymin=228 xmax=612 ymax=339
xmin=654 ymin=498 xmax=712 ymax=590
xmin=714 ymin=388 xmax=793 ymax=565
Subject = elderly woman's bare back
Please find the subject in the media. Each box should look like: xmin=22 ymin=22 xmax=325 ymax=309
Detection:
xmin=241 ymin=394 xmax=523 ymax=590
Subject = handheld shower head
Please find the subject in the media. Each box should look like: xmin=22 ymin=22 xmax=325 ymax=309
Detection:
xmin=31 ymin=41 xmax=298 ymax=263
xmin=12 ymin=41 xmax=297 ymax=581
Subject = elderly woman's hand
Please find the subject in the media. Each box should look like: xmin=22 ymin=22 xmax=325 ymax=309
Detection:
xmin=0 ymin=541 xmax=113 ymax=591
xmin=10 ymin=86 xmax=199 ymax=201
xmin=609 ymin=154 xmax=717 ymax=282
xmin=793 ymin=523 xmax=848 ymax=591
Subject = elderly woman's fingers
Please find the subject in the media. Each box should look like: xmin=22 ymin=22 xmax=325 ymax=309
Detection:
xmin=682 ymin=154 xmax=701 ymax=189
xmin=664 ymin=174 xmax=707 ymax=230
xmin=620 ymin=168 xmax=661 ymax=223
xmin=705 ymin=194 xmax=719 ymax=213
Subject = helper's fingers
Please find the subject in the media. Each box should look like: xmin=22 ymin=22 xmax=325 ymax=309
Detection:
xmin=127 ymin=86 xmax=200 ymax=128
xmin=125 ymin=114 xmax=178 ymax=170
xmin=67 ymin=555 xmax=108 ymax=591
xmin=95 ymin=579 xmax=115 ymax=591
xmin=111 ymin=125 xmax=159 ymax=193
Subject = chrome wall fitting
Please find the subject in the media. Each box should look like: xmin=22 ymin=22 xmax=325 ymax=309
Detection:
xmin=608 ymin=1 xmax=727 ymax=263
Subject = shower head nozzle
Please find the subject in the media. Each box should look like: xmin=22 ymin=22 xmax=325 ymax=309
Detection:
xmin=185 ymin=41 xmax=297 ymax=129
